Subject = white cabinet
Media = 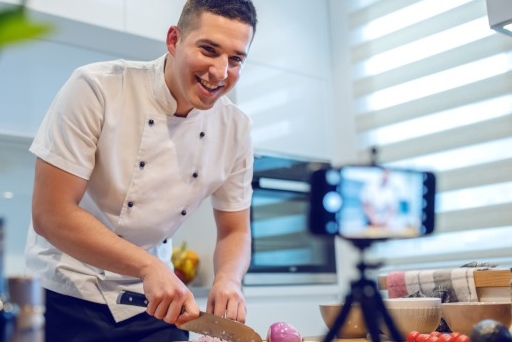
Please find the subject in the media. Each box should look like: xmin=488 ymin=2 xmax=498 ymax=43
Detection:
xmin=125 ymin=0 xmax=186 ymax=41
xmin=26 ymin=0 xmax=125 ymax=32
xmin=1 ymin=0 xmax=182 ymax=41
xmin=250 ymin=0 xmax=331 ymax=78
xmin=236 ymin=63 xmax=333 ymax=159
xmin=235 ymin=0 xmax=334 ymax=159
xmin=0 ymin=137 xmax=34 ymax=276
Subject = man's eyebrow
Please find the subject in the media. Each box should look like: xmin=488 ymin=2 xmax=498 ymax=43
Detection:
xmin=198 ymin=39 xmax=247 ymax=57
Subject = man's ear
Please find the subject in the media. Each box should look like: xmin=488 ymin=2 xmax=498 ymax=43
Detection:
xmin=166 ymin=26 xmax=180 ymax=55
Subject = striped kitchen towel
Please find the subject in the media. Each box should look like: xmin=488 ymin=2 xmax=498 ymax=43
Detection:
xmin=386 ymin=267 xmax=479 ymax=302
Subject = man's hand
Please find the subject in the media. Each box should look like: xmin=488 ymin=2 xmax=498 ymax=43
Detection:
xmin=206 ymin=276 xmax=246 ymax=323
xmin=141 ymin=261 xmax=200 ymax=325
xmin=208 ymin=208 xmax=251 ymax=323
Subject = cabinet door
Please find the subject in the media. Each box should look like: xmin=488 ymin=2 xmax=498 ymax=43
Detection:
xmin=244 ymin=287 xmax=341 ymax=338
xmin=26 ymin=0 xmax=124 ymax=31
xmin=125 ymin=0 xmax=186 ymax=41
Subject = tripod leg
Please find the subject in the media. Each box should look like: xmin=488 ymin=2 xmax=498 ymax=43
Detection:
xmin=358 ymin=282 xmax=383 ymax=342
xmin=374 ymin=291 xmax=404 ymax=342
xmin=322 ymin=292 xmax=355 ymax=342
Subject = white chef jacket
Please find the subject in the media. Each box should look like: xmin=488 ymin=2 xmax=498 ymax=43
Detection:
xmin=25 ymin=54 xmax=254 ymax=322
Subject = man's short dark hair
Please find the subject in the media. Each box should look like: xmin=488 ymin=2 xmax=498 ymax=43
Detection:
xmin=177 ymin=0 xmax=257 ymax=36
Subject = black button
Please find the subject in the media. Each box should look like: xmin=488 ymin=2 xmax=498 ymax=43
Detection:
xmin=193 ymin=172 xmax=199 ymax=178
xmin=148 ymin=119 xmax=155 ymax=125
xmin=163 ymin=239 xmax=167 ymax=244
xmin=199 ymin=132 xmax=205 ymax=138
xmin=128 ymin=201 xmax=134 ymax=208
xmin=181 ymin=210 xmax=187 ymax=216
xmin=139 ymin=161 xmax=146 ymax=168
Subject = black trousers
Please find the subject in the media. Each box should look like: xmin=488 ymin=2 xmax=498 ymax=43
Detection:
xmin=44 ymin=289 xmax=189 ymax=342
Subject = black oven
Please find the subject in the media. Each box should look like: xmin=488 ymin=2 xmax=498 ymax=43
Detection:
xmin=243 ymin=153 xmax=337 ymax=286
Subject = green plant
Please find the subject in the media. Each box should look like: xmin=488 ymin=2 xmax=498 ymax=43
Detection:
xmin=0 ymin=3 xmax=51 ymax=49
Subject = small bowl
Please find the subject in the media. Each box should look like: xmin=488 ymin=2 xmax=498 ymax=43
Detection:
xmin=382 ymin=306 xmax=442 ymax=337
xmin=319 ymin=303 xmax=367 ymax=338
xmin=441 ymin=302 xmax=512 ymax=335
xmin=381 ymin=298 xmax=442 ymax=338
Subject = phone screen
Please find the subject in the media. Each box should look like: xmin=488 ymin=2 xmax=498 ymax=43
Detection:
xmin=308 ymin=165 xmax=436 ymax=240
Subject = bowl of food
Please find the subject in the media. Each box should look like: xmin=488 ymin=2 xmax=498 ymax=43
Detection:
xmin=319 ymin=303 xmax=367 ymax=338
xmin=441 ymin=302 xmax=512 ymax=336
xmin=381 ymin=298 xmax=442 ymax=337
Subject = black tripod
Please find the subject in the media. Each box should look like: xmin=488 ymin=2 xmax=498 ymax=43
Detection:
xmin=322 ymin=239 xmax=403 ymax=342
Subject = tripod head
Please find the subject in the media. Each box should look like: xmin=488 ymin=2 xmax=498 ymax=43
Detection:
xmin=344 ymin=236 xmax=386 ymax=274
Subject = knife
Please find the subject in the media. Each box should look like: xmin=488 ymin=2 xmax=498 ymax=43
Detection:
xmin=116 ymin=290 xmax=263 ymax=342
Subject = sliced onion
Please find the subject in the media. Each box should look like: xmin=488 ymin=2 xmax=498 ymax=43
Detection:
xmin=267 ymin=322 xmax=302 ymax=342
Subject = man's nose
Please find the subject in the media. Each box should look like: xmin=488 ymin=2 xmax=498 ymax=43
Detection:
xmin=209 ymin=56 xmax=228 ymax=81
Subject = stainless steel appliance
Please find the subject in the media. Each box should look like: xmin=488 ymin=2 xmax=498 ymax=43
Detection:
xmin=243 ymin=153 xmax=337 ymax=286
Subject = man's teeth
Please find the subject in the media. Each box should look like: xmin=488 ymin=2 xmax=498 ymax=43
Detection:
xmin=199 ymin=79 xmax=218 ymax=90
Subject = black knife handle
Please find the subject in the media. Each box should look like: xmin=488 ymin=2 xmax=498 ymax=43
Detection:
xmin=117 ymin=290 xmax=148 ymax=307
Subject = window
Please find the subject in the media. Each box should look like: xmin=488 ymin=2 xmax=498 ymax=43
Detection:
xmin=345 ymin=0 xmax=512 ymax=269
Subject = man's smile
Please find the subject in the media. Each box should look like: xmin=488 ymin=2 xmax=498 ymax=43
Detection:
xmin=197 ymin=76 xmax=222 ymax=91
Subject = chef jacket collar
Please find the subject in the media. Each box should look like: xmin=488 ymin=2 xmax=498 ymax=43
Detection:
xmin=154 ymin=54 xmax=202 ymax=120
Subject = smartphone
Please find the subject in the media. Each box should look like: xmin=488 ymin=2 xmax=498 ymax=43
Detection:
xmin=308 ymin=165 xmax=436 ymax=240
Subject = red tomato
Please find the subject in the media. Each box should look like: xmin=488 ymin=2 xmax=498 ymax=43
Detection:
xmin=430 ymin=332 xmax=441 ymax=336
xmin=454 ymin=334 xmax=469 ymax=342
xmin=450 ymin=332 xmax=461 ymax=340
xmin=439 ymin=333 xmax=454 ymax=342
xmin=417 ymin=333 xmax=431 ymax=342
xmin=427 ymin=336 xmax=440 ymax=342
xmin=407 ymin=331 xmax=421 ymax=342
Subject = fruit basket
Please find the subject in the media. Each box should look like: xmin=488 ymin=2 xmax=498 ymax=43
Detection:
xmin=171 ymin=242 xmax=200 ymax=285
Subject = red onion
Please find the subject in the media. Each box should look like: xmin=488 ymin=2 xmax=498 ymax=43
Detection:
xmin=267 ymin=322 xmax=302 ymax=342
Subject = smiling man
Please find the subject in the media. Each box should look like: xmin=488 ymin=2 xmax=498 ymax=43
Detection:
xmin=25 ymin=1 xmax=257 ymax=341
xmin=168 ymin=10 xmax=253 ymax=115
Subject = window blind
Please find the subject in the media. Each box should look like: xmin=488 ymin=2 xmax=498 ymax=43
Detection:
xmin=345 ymin=0 xmax=512 ymax=269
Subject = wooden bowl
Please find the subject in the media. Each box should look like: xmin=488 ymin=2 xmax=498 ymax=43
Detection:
xmin=319 ymin=303 xmax=367 ymax=338
xmin=441 ymin=302 xmax=512 ymax=335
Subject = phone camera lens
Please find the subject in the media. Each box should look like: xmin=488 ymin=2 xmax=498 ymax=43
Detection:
xmin=325 ymin=169 xmax=341 ymax=185
xmin=326 ymin=221 xmax=338 ymax=234
xmin=323 ymin=191 xmax=342 ymax=213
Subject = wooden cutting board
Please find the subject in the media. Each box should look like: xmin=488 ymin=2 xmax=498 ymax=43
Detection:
xmin=178 ymin=339 xmax=366 ymax=342
xmin=179 ymin=338 xmax=367 ymax=342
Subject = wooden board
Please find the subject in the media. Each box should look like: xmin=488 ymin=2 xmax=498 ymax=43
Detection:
xmin=184 ymin=339 xmax=366 ymax=342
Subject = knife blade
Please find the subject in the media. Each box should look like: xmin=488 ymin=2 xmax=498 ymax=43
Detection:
xmin=116 ymin=290 xmax=263 ymax=342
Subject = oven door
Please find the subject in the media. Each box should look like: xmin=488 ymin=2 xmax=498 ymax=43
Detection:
xmin=244 ymin=178 xmax=337 ymax=286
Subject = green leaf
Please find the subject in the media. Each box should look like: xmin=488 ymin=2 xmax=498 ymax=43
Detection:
xmin=0 ymin=6 xmax=52 ymax=49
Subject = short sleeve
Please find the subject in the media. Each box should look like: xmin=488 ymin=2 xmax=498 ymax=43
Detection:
xmin=29 ymin=67 xmax=105 ymax=180
xmin=210 ymin=113 xmax=254 ymax=211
